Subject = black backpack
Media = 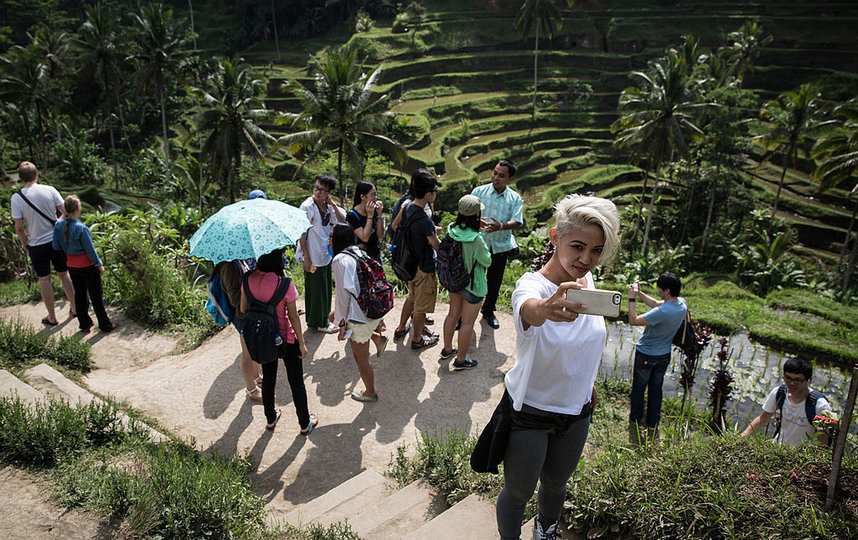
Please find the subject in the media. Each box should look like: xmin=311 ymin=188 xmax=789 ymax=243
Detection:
xmin=241 ymin=274 xmax=291 ymax=365
xmin=437 ymin=234 xmax=473 ymax=292
xmin=672 ymin=308 xmax=705 ymax=358
xmin=390 ymin=206 xmax=424 ymax=282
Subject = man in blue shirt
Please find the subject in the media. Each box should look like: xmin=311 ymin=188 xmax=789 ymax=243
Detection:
xmin=470 ymin=159 xmax=523 ymax=329
xmin=627 ymin=273 xmax=687 ymax=441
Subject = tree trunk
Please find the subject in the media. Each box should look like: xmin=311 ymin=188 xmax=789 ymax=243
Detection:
xmin=531 ymin=24 xmax=539 ymax=124
xmin=634 ymin=170 xmax=650 ymax=240
xmin=838 ymin=193 xmax=856 ymax=268
xmin=337 ymin=142 xmax=345 ymax=206
xmin=187 ymin=0 xmax=197 ymax=50
xmin=701 ymin=165 xmax=720 ymax=251
xmin=158 ymin=80 xmax=172 ymax=182
xmin=844 ymin=197 xmax=858 ymax=295
xmin=641 ymin=174 xmax=659 ymax=259
xmin=769 ymin=155 xmax=788 ymax=238
xmin=270 ymin=0 xmax=280 ymax=62
xmin=108 ymin=119 xmax=118 ymax=190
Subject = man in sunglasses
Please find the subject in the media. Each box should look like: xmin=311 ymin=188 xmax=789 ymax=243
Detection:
xmin=742 ymin=357 xmax=832 ymax=446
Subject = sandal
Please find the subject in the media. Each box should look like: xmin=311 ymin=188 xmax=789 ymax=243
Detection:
xmin=316 ymin=323 xmax=339 ymax=334
xmin=376 ymin=336 xmax=388 ymax=358
xmin=41 ymin=317 xmax=58 ymax=326
xmin=301 ymin=413 xmax=318 ymax=435
xmin=246 ymin=387 xmax=262 ymax=402
xmin=410 ymin=334 xmax=439 ymax=350
xmin=254 ymin=376 xmax=263 ymax=388
xmin=393 ymin=323 xmax=411 ymax=340
xmin=266 ymin=409 xmax=281 ymax=430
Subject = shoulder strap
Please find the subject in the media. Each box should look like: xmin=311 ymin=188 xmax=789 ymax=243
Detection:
xmin=775 ymin=384 xmax=787 ymax=410
xmin=349 ymin=209 xmax=362 ymax=221
xmin=805 ymin=390 xmax=823 ymax=425
xmin=268 ymin=275 xmax=291 ymax=308
xmin=15 ymin=189 xmax=57 ymax=226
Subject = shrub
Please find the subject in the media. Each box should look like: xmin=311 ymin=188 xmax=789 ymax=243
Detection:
xmin=0 ymin=396 xmax=135 ymax=467
xmin=0 ymin=205 xmax=30 ymax=281
xmin=126 ymin=445 xmax=265 ymax=539
xmin=0 ymin=318 xmax=92 ymax=371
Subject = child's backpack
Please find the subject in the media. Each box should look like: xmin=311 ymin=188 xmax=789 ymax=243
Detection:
xmin=343 ymin=246 xmax=394 ymax=320
xmin=241 ymin=274 xmax=291 ymax=364
xmin=436 ymin=234 xmax=473 ymax=293
xmin=390 ymin=207 xmax=423 ymax=282
xmin=205 ymin=260 xmax=249 ymax=326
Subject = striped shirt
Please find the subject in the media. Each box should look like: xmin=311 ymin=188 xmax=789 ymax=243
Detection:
xmin=471 ymin=183 xmax=523 ymax=254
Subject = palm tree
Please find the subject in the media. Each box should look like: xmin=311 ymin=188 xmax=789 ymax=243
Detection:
xmin=812 ymin=97 xmax=858 ymax=294
xmin=76 ymin=3 xmax=133 ymax=186
xmin=759 ymin=83 xmax=823 ymax=235
xmin=612 ymin=51 xmax=707 ymax=258
xmin=130 ymin=2 xmax=191 ymax=183
xmin=723 ymin=20 xmax=771 ymax=88
xmin=189 ymin=58 xmax=278 ymax=204
xmin=515 ymin=0 xmax=574 ymax=121
xmin=279 ymin=46 xmax=405 ymax=199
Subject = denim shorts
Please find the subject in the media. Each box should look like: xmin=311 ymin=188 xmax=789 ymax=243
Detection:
xmin=458 ymin=288 xmax=484 ymax=305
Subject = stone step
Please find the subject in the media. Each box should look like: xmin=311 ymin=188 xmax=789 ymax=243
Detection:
xmin=22 ymin=363 xmax=167 ymax=442
xmin=404 ymin=493 xmax=498 ymax=540
xmin=278 ymin=469 xmax=387 ymax=529
xmin=349 ymin=479 xmax=445 ymax=540
xmin=0 ymin=369 xmax=44 ymax=405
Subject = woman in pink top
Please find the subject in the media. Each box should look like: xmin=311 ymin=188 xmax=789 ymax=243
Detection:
xmin=240 ymin=248 xmax=316 ymax=433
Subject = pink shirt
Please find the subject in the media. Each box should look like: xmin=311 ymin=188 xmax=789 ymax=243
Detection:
xmin=245 ymin=271 xmax=299 ymax=344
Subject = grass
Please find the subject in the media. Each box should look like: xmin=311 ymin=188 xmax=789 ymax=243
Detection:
xmin=0 ymin=317 xmax=92 ymax=372
xmin=386 ymin=379 xmax=858 ymax=539
xmin=0 ymin=393 xmax=268 ymax=539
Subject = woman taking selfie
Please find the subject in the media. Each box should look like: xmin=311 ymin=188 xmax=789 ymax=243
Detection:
xmin=496 ymin=194 xmax=620 ymax=540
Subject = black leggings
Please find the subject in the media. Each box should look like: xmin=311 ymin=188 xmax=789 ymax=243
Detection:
xmin=69 ymin=265 xmax=111 ymax=330
xmin=261 ymin=341 xmax=310 ymax=428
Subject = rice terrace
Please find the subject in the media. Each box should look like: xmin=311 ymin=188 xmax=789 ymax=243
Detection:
xmin=1 ymin=0 xmax=858 ymax=538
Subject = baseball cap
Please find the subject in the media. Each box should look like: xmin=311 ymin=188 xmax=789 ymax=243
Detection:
xmin=247 ymin=190 xmax=268 ymax=200
xmin=458 ymin=194 xmax=484 ymax=216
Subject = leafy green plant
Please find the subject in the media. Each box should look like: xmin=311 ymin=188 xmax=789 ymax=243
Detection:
xmin=0 ymin=318 xmax=92 ymax=371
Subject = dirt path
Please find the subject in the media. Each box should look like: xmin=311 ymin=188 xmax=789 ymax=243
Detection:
xmin=1 ymin=297 xmax=517 ymax=522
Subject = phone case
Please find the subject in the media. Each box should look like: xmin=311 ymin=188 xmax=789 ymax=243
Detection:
xmin=565 ymin=288 xmax=622 ymax=318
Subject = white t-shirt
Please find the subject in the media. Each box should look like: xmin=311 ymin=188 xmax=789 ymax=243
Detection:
xmin=10 ymin=184 xmax=63 ymax=246
xmin=295 ymin=197 xmax=339 ymax=267
xmin=331 ymin=251 xmax=366 ymax=324
xmin=762 ymin=385 xmax=831 ymax=446
xmin=505 ymin=271 xmax=607 ymax=415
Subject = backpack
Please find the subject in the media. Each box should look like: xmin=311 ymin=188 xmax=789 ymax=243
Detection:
xmin=774 ymin=385 xmax=824 ymax=431
xmin=241 ymin=274 xmax=291 ymax=364
xmin=205 ymin=260 xmax=249 ymax=326
xmin=343 ymin=246 xmax=394 ymax=320
xmin=390 ymin=206 xmax=423 ymax=282
xmin=672 ymin=308 xmax=704 ymax=358
xmin=436 ymin=233 xmax=473 ymax=293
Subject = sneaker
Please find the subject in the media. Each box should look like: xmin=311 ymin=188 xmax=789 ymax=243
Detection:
xmin=411 ymin=335 xmax=439 ymax=350
xmin=451 ymin=357 xmax=478 ymax=370
xmin=533 ymin=518 xmax=559 ymax=540
xmin=440 ymin=347 xmax=458 ymax=360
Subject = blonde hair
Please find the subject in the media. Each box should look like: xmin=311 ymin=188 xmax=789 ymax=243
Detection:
xmin=18 ymin=161 xmax=37 ymax=182
xmin=63 ymin=195 xmax=81 ymax=243
xmin=553 ymin=194 xmax=620 ymax=265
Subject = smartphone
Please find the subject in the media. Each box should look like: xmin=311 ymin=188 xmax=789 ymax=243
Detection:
xmin=565 ymin=288 xmax=622 ymax=318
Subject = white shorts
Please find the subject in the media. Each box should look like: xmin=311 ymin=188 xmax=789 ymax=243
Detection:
xmin=347 ymin=318 xmax=381 ymax=344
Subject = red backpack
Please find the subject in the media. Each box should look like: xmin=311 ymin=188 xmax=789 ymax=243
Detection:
xmin=343 ymin=246 xmax=394 ymax=320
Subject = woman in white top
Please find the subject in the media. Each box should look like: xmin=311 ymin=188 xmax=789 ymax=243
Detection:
xmin=496 ymin=194 xmax=620 ymax=540
xmin=329 ymin=223 xmax=387 ymax=403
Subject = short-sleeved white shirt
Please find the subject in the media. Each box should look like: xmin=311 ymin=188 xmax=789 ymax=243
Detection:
xmin=762 ymin=385 xmax=832 ymax=446
xmin=505 ymin=271 xmax=607 ymax=415
xmin=331 ymin=251 xmax=367 ymax=325
xmin=295 ymin=196 xmax=339 ymax=267
xmin=10 ymin=184 xmax=63 ymax=246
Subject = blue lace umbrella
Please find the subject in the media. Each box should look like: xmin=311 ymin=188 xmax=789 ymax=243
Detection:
xmin=189 ymin=199 xmax=310 ymax=263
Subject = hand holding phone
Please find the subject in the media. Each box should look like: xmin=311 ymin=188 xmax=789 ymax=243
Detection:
xmin=565 ymin=288 xmax=623 ymax=318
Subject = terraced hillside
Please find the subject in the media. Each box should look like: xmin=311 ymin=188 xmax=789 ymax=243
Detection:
xmin=250 ymin=0 xmax=858 ymax=260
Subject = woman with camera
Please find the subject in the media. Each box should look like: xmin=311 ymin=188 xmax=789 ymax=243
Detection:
xmin=496 ymin=194 xmax=620 ymax=540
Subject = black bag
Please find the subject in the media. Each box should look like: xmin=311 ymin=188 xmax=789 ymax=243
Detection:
xmin=470 ymin=390 xmax=512 ymax=474
xmin=672 ymin=309 xmax=704 ymax=358
xmin=390 ymin=206 xmax=423 ymax=282
xmin=241 ymin=274 xmax=291 ymax=365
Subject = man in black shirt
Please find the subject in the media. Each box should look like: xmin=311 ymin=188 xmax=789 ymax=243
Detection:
xmin=392 ymin=169 xmax=440 ymax=350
